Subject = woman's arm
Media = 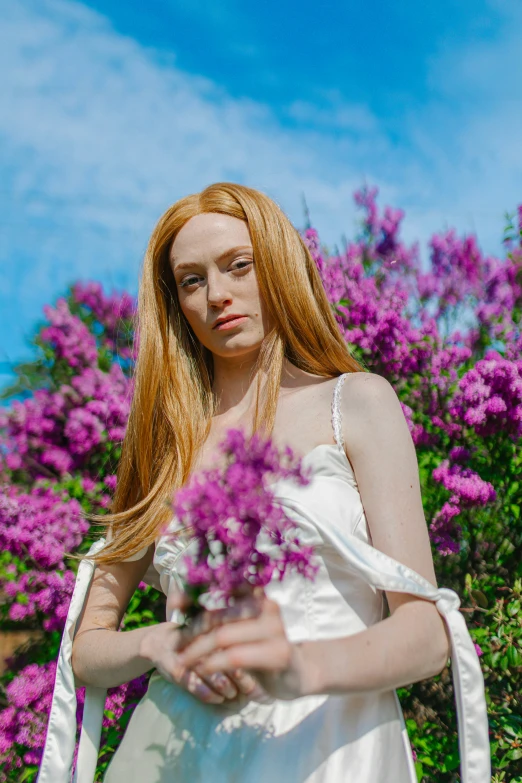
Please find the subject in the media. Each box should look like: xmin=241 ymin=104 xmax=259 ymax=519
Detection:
xmin=72 ymin=545 xmax=161 ymax=688
xmin=72 ymin=544 xmax=257 ymax=702
xmin=335 ymin=371 xmax=451 ymax=676
xmin=176 ymin=372 xmax=451 ymax=698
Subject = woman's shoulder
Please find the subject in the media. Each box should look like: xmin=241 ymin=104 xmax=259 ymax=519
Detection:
xmin=306 ymin=371 xmax=395 ymax=415
xmin=338 ymin=372 xmax=408 ymax=456
xmin=340 ymin=371 xmax=396 ymax=406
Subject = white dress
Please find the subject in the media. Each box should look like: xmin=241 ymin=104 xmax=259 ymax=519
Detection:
xmin=37 ymin=374 xmax=491 ymax=783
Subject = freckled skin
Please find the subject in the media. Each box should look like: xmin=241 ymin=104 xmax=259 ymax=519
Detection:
xmin=170 ymin=214 xmax=274 ymax=378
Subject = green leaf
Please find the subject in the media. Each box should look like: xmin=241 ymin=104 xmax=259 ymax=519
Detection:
xmin=445 ymin=751 xmax=461 ymax=771
xmin=19 ymin=767 xmax=38 ymax=782
xmin=507 ymin=645 xmax=522 ymax=668
xmin=471 ymin=589 xmax=488 ymax=608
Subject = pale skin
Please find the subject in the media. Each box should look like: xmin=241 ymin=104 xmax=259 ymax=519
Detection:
xmin=72 ymin=212 xmax=451 ymax=704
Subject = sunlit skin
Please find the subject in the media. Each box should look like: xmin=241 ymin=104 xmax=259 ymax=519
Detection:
xmin=170 ymin=213 xmax=274 ymax=418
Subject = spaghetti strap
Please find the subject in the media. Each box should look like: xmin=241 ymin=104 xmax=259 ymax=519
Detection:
xmin=331 ymin=373 xmax=349 ymax=453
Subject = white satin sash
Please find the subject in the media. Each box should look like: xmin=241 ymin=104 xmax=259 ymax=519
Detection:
xmin=36 ymin=538 xmax=107 ymax=783
xmin=312 ymin=515 xmax=491 ymax=782
xmin=37 ymin=524 xmax=491 ymax=783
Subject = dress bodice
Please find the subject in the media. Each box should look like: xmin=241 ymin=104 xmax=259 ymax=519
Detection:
xmin=153 ymin=442 xmax=386 ymax=642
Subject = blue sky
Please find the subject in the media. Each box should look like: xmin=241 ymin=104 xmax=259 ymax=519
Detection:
xmin=1 ymin=0 xmax=522 ymax=388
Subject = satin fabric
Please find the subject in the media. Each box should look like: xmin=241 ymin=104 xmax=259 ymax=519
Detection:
xmin=37 ymin=377 xmax=491 ymax=782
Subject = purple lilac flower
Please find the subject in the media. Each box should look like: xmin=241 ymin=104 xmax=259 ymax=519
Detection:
xmin=169 ymin=429 xmax=318 ymax=612
xmin=0 ymin=363 xmax=131 ymax=479
xmin=41 ymin=299 xmax=98 ymax=369
xmin=0 ymin=661 xmax=148 ymax=777
xmin=449 ymin=351 xmax=522 ymax=439
xmin=0 ymin=484 xmax=88 ymax=570
xmin=432 ymin=461 xmax=496 ymax=507
xmin=71 ymin=281 xmax=136 ymax=360
xmin=429 ymin=502 xmax=462 ymax=556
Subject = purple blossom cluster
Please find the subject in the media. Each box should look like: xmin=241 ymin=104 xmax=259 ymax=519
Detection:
xmin=0 ymin=661 xmax=148 ymax=778
xmin=0 ymin=363 xmax=131 ymax=480
xmin=41 ymin=299 xmax=99 ymax=370
xmin=432 ymin=461 xmax=497 ymax=507
xmin=302 ymin=186 xmax=521 ymax=555
xmin=0 ymin=484 xmax=89 ymax=630
xmin=99 ymin=675 xmax=149 ymax=729
xmin=0 ymin=484 xmax=88 ymax=569
xmin=419 ymin=232 xmax=486 ymax=315
xmin=71 ymin=282 xmax=136 ymax=361
xmin=0 ymin=661 xmax=56 ymax=776
xmin=449 ymin=351 xmax=522 ymax=440
xmin=428 ymin=459 xmax=498 ymax=555
xmin=429 ymin=501 xmax=463 ymax=556
xmin=171 ymin=429 xmax=318 ymax=610
xmin=3 ymin=569 xmax=77 ymax=631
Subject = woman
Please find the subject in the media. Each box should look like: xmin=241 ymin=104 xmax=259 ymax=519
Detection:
xmin=39 ymin=183 xmax=490 ymax=783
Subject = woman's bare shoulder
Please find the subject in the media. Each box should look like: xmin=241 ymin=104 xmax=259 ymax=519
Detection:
xmin=339 ymin=371 xmax=407 ymax=456
xmin=341 ymin=371 xmax=397 ymax=409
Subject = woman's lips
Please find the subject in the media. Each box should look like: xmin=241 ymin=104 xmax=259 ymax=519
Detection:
xmin=213 ymin=316 xmax=248 ymax=331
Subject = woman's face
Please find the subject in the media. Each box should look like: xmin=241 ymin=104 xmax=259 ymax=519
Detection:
xmin=169 ymin=213 xmax=272 ymax=360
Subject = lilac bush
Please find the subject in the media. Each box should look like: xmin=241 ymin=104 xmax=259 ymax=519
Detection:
xmin=0 ymin=660 xmax=148 ymax=782
xmin=0 ymin=189 xmax=519 ymax=780
xmin=0 ymin=661 xmax=57 ymax=778
xmin=0 ymin=363 xmax=131 ymax=480
xmin=449 ymin=351 xmax=522 ymax=439
xmin=0 ymin=484 xmax=89 ymax=631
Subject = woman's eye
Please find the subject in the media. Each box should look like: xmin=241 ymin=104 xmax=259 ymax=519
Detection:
xmin=231 ymin=260 xmax=253 ymax=272
xmin=179 ymin=260 xmax=253 ymax=289
xmin=179 ymin=275 xmax=200 ymax=288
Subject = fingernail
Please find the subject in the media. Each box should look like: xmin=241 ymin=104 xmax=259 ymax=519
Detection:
xmin=223 ymin=684 xmax=238 ymax=699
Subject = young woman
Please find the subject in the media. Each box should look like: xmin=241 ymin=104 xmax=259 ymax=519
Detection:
xmin=39 ymin=183 xmax=490 ymax=783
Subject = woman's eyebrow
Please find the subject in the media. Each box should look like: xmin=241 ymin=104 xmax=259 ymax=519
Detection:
xmin=172 ymin=245 xmax=253 ymax=273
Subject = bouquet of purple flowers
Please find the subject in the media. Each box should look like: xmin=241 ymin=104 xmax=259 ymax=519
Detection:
xmin=167 ymin=429 xmax=319 ymax=622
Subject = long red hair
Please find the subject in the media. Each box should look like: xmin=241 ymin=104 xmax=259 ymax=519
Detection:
xmin=87 ymin=182 xmax=362 ymax=564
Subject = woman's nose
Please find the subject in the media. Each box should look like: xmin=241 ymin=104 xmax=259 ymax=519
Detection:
xmin=206 ymin=273 xmax=232 ymax=308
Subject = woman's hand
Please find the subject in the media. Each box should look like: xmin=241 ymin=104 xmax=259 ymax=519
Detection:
xmin=138 ymin=621 xmax=260 ymax=705
xmin=175 ymin=591 xmax=311 ymax=701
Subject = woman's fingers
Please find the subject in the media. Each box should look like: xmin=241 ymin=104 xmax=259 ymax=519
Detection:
xmin=179 ymin=599 xmax=283 ymax=668
xmin=196 ymin=638 xmax=292 ymax=676
xmin=227 ymin=668 xmax=262 ymax=697
xmin=179 ymin=619 xmax=264 ymax=667
xmin=177 ymin=593 xmax=264 ymax=650
xmin=166 ymin=580 xmax=192 ymax=618
xmin=196 ymin=667 xmax=238 ymax=700
xmin=178 ymin=665 xmax=225 ymax=704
